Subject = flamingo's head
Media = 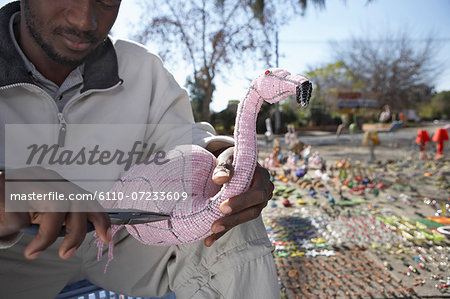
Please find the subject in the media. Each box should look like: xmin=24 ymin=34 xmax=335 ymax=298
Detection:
xmin=252 ymin=68 xmax=312 ymax=107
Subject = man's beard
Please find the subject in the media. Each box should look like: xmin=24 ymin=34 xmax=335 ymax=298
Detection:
xmin=23 ymin=0 xmax=101 ymax=67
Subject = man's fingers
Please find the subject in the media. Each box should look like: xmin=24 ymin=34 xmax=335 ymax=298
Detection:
xmin=212 ymin=147 xmax=234 ymax=185
xmin=211 ymin=163 xmax=272 ymax=244
xmin=206 ymin=202 xmax=267 ymax=246
xmin=204 ymin=231 xmax=226 ymax=247
xmin=86 ymin=199 xmax=111 ymax=244
xmin=24 ymin=213 xmax=65 ymax=259
xmin=24 ymin=209 xmax=110 ymax=260
xmin=219 ymin=188 xmax=272 ymax=215
xmin=217 ymin=166 xmax=272 ymax=215
xmin=58 ymin=213 xmax=87 ymax=259
xmin=250 ymin=165 xmax=272 ymax=189
xmin=212 ymin=163 xmax=232 ymax=185
xmin=87 ymin=211 xmax=111 ymax=244
xmin=217 ymin=203 xmax=266 ymax=230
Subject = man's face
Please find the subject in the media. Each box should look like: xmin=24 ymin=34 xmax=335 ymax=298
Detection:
xmin=22 ymin=0 xmax=120 ymax=67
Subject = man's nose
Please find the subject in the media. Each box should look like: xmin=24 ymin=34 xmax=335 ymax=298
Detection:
xmin=64 ymin=0 xmax=98 ymax=32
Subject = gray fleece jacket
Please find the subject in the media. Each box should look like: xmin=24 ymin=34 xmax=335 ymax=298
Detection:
xmin=0 ymin=1 xmax=233 ymax=248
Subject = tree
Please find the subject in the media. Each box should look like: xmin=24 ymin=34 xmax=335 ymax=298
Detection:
xmin=331 ymin=30 xmax=442 ymax=110
xmin=135 ymin=0 xmax=269 ymax=121
xmin=305 ymin=61 xmax=363 ymax=109
xmin=430 ymin=91 xmax=450 ymax=119
xmin=134 ymin=0 xmax=333 ymax=121
xmin=418 ymin=91 xmax=450 ymax=120
xmin=185 ymin=68 xmax=215 ymax=121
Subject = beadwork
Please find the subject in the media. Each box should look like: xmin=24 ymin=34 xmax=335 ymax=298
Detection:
xmin=101 ymin=68 xmax=312 ymax=247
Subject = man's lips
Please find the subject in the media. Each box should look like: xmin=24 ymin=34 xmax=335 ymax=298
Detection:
xmin=60 ymin=33 xmax=94 ymax=51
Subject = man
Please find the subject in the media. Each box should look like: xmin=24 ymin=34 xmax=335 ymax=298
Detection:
xmin=0 ymin=1 xmax=279 ymax=298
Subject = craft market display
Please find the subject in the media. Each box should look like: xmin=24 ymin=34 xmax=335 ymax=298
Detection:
xmin=261 ymin=136 xmax=450 ymax=298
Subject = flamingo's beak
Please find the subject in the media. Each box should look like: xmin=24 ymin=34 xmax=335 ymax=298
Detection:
xmin=296 ymin=80 xmax=312 ymax=108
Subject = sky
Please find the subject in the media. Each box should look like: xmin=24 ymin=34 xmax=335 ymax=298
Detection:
xmin=2 ymin=0 xmax=449 ymax=112
xmin=112 ymin=0 xmax=450 ymax=112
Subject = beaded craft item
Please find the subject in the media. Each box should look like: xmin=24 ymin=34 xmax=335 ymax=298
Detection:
xmin=102 ymin=68 xmax=312 ymax=247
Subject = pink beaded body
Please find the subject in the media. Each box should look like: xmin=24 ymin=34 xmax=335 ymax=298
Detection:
xmin=102 ymin=68 xmax=312 ymax=246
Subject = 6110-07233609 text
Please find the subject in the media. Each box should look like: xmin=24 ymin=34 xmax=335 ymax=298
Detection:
xmin=8 ymin=191 xmax=188 ymax=201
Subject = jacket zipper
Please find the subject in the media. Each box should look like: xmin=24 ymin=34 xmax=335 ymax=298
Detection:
xmin=57 ymin=113 xmax=67 ymax=147
xmin=59 ymin=82 xmax=123 ymax=147
xmin=1 ymin=81 xmax=123 ymax=147
xmin=1 ymin=83 xmax=67 ymax=147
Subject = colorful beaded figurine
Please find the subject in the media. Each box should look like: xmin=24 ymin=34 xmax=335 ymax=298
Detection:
xmin=103 ymin=69 xmax=312 ymax=246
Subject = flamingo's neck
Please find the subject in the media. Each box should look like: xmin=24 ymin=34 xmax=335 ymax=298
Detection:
xmin=233 ymin=87 xmax=264 ymax=150
xmin=220 ymin=88 xmax=264 ymax=200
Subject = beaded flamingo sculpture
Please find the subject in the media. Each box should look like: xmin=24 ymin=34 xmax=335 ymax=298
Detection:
xmin=103 ymin=68 xmax=312 ymax=246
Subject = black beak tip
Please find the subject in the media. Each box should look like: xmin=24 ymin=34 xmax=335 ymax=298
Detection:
xmin=296 ymin=81 xmax=312 ymax=108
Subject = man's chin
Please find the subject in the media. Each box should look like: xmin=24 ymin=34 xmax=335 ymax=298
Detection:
xmin=53 ymin=56 xmax=85 ymax=68
xmin=49 ymin=42 xmax=102 ymax=68
xmin=45 ymin=48 xmax=89 ymax=68
xmin=39 ymin=42 xmax=87 ymax=68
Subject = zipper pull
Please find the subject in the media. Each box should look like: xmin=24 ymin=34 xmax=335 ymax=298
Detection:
xmin=57 ymin=113 xmax=67 ymax=147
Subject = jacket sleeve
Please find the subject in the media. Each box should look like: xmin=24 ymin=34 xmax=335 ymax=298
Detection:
xmin=0 ymin=170 xmax=23 ymax=249
xmin=0 ymin=232 xmax=23 ymax=249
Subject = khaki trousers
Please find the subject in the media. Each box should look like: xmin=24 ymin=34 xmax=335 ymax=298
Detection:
xmin=0 ymin=216 xmax=280 ymax=299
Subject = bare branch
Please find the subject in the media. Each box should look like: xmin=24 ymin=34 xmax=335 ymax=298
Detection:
xmin=134 ymin=0 xmax=345 ymax=120
xmin=331 ymin=30 xmax=442 ymax=109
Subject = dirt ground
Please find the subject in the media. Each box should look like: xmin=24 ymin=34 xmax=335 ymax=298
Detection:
xmin=258 ymin=127 xmax=450 ymax=298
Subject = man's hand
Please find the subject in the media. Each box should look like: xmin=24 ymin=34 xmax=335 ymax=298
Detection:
xmin=206 ymin=147 xmax=274 ymax=247
xmin=0 ymin=168 xmax=111 ymax=260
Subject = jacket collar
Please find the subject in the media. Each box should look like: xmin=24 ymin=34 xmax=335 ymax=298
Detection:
xmin=0 ymin=1 xmax=121 ymax=92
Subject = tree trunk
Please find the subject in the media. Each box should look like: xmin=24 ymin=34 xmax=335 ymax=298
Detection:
xmin=201 ymin=81 xmax=214 ymax=122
